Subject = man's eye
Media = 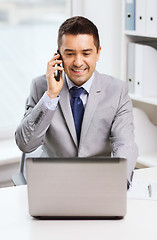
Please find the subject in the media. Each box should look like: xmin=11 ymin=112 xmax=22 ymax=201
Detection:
xmin=83 ymin=53 xmax=90 ymax=56
xmin=66 ymin=53 xmax=74 ymax=56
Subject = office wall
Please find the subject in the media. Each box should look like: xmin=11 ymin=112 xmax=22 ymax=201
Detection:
xmin=72 ymin=0 xmax=122 ymax=79
xmin=0 ymin=0 xmax=70 ymax=130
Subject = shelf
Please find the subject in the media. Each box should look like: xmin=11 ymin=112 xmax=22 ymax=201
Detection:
xmin=137 ymin=152 xmax=157 ymax=168
xmin=125 ymin=31 xmax=157 ymax=39
xmin=123 ymin=0 xmax=157 ymax=169
xmin=129 ymin=94 xmax=157 ymax=106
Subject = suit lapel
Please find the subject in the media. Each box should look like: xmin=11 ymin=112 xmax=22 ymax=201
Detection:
xmin=79 ymin=73 xmax=102 ymax=147
xmin=59 ymin=71 xmax=104 ymax=149
xmin=59 ymin=80 xmax=78 ymax=146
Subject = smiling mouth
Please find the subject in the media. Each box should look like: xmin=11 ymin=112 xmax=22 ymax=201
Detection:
xmin=71 ymin=68 xmax=87 ymax=74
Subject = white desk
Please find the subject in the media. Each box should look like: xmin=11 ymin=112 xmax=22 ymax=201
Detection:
xmin=0 ymin=167 xmax=157 ymax=240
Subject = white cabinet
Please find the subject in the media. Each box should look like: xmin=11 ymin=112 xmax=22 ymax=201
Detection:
xmin=122 ymin=0 xmax=157 ymax=167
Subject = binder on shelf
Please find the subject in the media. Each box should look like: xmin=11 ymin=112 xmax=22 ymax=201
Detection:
xmin=125 ymin=0 xmax=136 ymax=31
xmin=146 ymin=0 xmax=157 ymax=35
xmin=136 ymin=0 xmax=146 ymax=34
xmin=127 ymin=43 xmax=157 ymax=97
xmin=127 ymin=43 xmax=135 ymax=94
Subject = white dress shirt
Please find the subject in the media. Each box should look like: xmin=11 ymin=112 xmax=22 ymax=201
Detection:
xmin=43 ymin=71 xmax=95 ymax=110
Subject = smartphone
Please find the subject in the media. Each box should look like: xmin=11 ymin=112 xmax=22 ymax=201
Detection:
xmin=55 ymin=49 xmax=62 ymax=81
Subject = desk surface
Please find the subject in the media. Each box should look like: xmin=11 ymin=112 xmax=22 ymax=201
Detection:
xmin=0 ymin=167 xmax=157 ymax=240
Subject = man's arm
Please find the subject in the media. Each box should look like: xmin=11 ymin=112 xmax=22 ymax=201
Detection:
xmin=15 ymin=53 xmax=64 ymax=153
xmin=15 ymin=79 xmax=57 ymax=153
xmin=110 ymin=82 xmax=138 ymax=185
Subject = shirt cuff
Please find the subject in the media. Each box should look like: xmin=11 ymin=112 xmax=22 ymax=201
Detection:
xmin=42 ymin=92 xmax=60 ymax=110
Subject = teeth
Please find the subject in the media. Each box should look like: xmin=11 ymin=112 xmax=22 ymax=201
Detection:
xmin=73 ymin=69 xmax=84 ymax=72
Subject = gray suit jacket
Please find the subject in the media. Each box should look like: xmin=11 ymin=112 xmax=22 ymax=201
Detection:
xmin=15 ymin=70 xmax=138 ymax=183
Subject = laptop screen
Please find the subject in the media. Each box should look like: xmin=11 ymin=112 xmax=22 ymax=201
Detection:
xmin=26 ymin=157 xmax=127 ymax=218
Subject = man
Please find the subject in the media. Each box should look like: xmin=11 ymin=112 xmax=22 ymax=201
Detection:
xmin=15 ymin=16 xmax=138 ymax=187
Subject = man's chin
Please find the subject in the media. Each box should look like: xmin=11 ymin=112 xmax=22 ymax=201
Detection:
xmin=69 ymin=76 xmax=89 ymax=86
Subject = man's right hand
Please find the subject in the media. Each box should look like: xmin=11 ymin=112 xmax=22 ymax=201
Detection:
xmin=46 ymin=53 xmax=64 ymax=99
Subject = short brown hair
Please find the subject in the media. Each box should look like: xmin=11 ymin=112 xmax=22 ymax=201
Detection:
xmin=58 ymin=16 xmax=100 ymax=52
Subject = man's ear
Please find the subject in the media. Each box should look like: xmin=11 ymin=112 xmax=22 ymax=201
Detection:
xmin=96 ymin=46 xmax=101 ymax=62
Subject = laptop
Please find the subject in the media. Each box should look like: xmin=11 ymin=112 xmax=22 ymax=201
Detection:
xmin=26 ymin=157 xmax=127 ymax=219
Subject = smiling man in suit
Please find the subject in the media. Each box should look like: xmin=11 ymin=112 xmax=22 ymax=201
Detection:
xmin=15 ymin=16 xmax=138 ymax=188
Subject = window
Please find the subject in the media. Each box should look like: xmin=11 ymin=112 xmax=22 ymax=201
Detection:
xmin=0 ymin=0 xmax=71 ymax=134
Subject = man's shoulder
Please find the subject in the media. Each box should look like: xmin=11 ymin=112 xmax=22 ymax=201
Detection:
xmin=95 ymin=70 xmax=125 ymax=88
xmin=31 ymin=74 xmax=47 ymax=90
xmin=30 ymin=74 xmax=47 ymax=98
xmin=32 ymin=74 xmax=47 ymax=86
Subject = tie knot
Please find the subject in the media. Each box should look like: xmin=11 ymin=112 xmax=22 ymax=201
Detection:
xmin=70 ymin=86 xmax=84 ymax=98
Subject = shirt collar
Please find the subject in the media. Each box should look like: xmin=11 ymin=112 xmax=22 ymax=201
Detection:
xmin=64 ymin=71 xmax=95 ymax=94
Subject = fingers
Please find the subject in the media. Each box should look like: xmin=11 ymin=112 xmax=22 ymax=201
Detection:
xmin=47 ymin=54 xmax=63 ymax=78
xmin=48 ymin=53 xmax=62 ymax=64
xmin=47 ymin=64 xmax=63 ymax=72
xmin=45 ymin=53 xmax=64 ymax=99
xmin=48 ymin=60 xmax=62 ymax=67
xmin=46 ymin=66 xmax=63 ymax=79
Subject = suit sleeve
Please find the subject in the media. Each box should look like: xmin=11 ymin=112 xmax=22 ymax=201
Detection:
xmin=110 ymin=82 xmax=138 ymax=185
xmin=15 ymin=78 xmax=56 ymax=153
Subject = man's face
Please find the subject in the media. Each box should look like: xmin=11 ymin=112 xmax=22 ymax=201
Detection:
xmin=60 ymin=34 xmax=101 ymax=86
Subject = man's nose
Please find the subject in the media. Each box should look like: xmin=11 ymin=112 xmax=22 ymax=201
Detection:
xmin=73 ymin=54 xmax=83 ymax=67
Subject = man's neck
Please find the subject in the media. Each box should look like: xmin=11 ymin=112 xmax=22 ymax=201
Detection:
xmin=65 ymin=71 xmax=95 ymax=94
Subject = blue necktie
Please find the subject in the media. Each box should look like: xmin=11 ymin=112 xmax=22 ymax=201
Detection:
xmin=70 ymin=87 xmax=84 ymax=143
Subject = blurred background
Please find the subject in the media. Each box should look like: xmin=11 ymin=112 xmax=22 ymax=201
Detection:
xmin=0 ymin=0 xmax=123 ymax=187
xmin=0 ymin=0 xmax=122 ymax=131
